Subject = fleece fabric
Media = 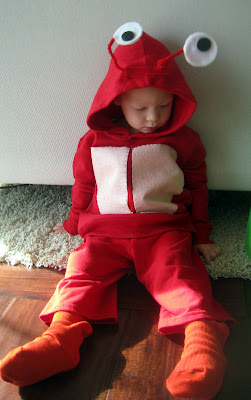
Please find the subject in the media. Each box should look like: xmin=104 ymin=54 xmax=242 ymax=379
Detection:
xmin=40 ymin=232 xmax=234 ymax=329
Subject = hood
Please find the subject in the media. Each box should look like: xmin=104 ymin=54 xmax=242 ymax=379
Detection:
xmin=87 ymin=30 xmax=197 ymax=136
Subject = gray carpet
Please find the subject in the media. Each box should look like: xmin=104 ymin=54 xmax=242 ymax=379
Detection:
xmin=0 ymin=185 xmax=250 ymax=279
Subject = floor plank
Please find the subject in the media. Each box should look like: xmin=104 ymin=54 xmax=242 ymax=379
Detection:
xmin=0 ymin=298 xmax=21 ymax=400
xmin=118 ymin=274 xmax=159 ymax=311
xmin=0 ymin=297 xmax=14 ymax=318
xmin=244 ymin=279 xmax=251 ymax=317
xmin=214 ymin=317 xmax=251 ymax=399
xmin=0 ymin=264 xmax=250 ymax=399
xmin=105 ymin=310 xmax=184 ymax=400
xmin=211 ymin=277 xmax=247 ymax=318
xmin=0 ymin=264 xmax=64 ymax=301
xmin=0 ymin=298 xmax=47 ymax=359
xmin=0 ymin=381 xmax=20 ymax=400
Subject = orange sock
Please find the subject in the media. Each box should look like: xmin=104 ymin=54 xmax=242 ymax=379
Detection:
xmin=166 ymin=319 xmax=230 ymax=400
xmin=0 ymin=311 xmax=93 ymax=387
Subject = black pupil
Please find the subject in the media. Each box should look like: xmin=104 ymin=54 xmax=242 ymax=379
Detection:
xmin=197 ymin=38 xmax=211 ymax=52
xmin=122 ymin=31 xmax=135 ymax=41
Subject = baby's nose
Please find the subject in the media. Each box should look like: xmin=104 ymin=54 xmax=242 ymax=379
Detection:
xmin=146 ymin=108 xmax=158 ymax=122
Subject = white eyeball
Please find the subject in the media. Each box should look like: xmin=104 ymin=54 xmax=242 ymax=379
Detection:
xmin=113 ymin=22 xmax=143 ymax=46
xmin=183 ymin=32 xmax=217 ymax=67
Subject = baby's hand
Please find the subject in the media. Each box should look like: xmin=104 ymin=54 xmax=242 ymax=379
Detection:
xmin=194 ymin=243 xmax=220 ymax=264
xmin=53 ymin=222 xmax=65 ymax=234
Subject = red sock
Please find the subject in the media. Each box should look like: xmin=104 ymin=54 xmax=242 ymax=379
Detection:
xmin=0 ymin=311 xmax=92 ymax=386
xmin=166 ymin=320 xmax=229 ymax=400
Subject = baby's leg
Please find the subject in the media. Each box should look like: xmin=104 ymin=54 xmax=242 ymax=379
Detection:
xmin=132 ymin=232 xmax=233 ymax=399
xmin=0 ymin=311 xmax=92 ymax=386
xmin=0 ymin=236 xmax=132 ymax=387
xmin=166 ymin=319 xmax=229 ymax=400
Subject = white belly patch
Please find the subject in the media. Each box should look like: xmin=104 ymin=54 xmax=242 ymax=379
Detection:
xmin=91 ymin=144 xmax=184 ymax=214
xmin=91 ymin=146 xmax=132 ymax=214
xmin=132 ymin=144 xmax=184 ymax=213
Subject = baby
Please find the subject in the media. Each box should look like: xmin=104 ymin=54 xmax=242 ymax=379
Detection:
xmin=0 ymin=23 xmax=234 ymax=399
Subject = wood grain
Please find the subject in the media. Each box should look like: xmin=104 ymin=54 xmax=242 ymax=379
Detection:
xmin=0 ymin=263 xmax=64 ymax=301
xmin=0 ymin=264 xmax=250 ymax=400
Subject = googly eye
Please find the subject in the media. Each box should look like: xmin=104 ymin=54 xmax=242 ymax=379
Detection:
xmin=113 ymin=22 xmax=143 ymax=46
xmin=183 ymin=32 xmax=217 ymax=67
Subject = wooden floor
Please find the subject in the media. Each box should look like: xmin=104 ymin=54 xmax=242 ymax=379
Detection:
xmin=0 ymin=263 xmax=250 ymax=400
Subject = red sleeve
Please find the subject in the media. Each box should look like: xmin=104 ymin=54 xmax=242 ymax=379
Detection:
xmin=63 ymin=132 xmax=95 ymax=235
xmin=182 ymin=130 xmax=213 ymax=245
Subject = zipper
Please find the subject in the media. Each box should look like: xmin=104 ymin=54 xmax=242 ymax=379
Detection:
xmin=127 ymin=148 xmax=136 ymax=213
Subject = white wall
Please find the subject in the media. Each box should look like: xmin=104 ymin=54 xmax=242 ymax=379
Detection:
xmin=1 ymin=0 xmax=250 ymax=189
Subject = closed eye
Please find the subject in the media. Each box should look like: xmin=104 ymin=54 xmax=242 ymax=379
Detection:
xmin=136 ymin=104 xmax=171 ymax=111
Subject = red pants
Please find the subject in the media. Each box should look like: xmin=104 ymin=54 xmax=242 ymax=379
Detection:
xmin=40 ymin=231 xmax=234 ymax=334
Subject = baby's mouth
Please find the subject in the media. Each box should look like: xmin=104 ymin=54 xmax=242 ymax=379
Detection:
xmin=142 ymin=126 xmax=158 ymax=133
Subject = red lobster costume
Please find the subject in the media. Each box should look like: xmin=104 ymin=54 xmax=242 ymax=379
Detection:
xmin=40 ymin=23 xmax=234 ymax=332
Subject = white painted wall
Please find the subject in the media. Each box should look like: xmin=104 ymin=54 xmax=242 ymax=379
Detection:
xmin=1 ymin=0 xmax=250 ymax=189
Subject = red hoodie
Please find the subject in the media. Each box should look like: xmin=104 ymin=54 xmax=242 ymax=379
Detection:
xmin=63 ymin=30 xmax=213 ymax=244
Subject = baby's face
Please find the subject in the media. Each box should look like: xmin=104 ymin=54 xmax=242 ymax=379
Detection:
xmin=115 ymin=87 xmax=173 ymax=134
